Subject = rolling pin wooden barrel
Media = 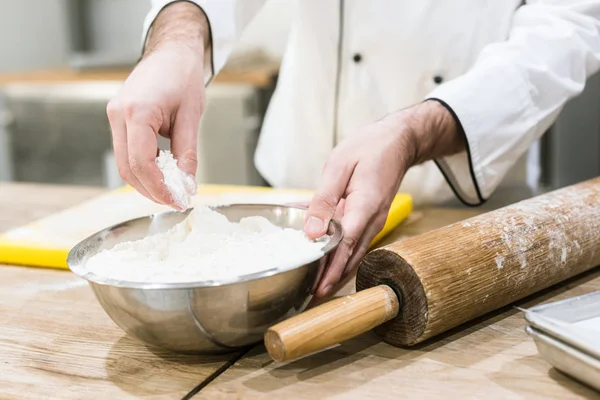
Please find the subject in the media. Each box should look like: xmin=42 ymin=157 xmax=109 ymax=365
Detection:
xmin=264 ymin=177 xmax=600 ymax=362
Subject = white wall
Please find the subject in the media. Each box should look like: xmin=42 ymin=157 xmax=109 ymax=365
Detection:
xmin=0 ymin=0 xmax=291 ymax=73
xmin=85 ymin=0 xmax=150 ymax=56
xmin=0 ymin=0 xmax=70 ymax=72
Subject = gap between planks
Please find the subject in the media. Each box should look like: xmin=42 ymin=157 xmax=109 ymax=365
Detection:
xmin=182 ymin=348 xmax=251 ymax=400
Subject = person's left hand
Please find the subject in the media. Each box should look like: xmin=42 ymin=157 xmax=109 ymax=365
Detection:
xmin=304 ymin=100 xmax=462 ymax=298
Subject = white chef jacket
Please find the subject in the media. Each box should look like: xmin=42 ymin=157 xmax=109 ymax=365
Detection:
xmin=143 ymin=0 xmax=600 ymax=206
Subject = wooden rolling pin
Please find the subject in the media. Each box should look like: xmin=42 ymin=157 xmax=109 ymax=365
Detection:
xmin=265 ymin=177 xmax=600 ymax=362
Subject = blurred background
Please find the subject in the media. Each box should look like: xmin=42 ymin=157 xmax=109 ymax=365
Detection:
xmin=0 ymin=0 xmax=289 ymax=189
xmin=0 ymin=0 xmax=598 ymax=209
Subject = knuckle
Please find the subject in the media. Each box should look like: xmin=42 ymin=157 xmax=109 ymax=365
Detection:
xmin=117 ymin=165 xmax=131 ymax=182
xmin=330 ymin=145 xmax=343 ymax=159
xmin=332 ymin=145 xmax=354 ymax=164
xmin=184 ymin=155 xmax=199 ymax=171
xmin=324 ymin=147 xmax=344 ymax=168
xmin=106 ymin=99 xmax=121 ymax=120
xmin=123 ymin=99 xmax=162 ymax=124
xmin=122 ymin=100 xmax=141 ymax=119
xmin=342 ymin=235 xmax=358 ymax=251
xmin=180 ymin=148 xmax=198 ymax=167
xmin=313 ymin=191 xmax=339 ymax=211
xmin=129 ymin=157 xmax=145 ymax=176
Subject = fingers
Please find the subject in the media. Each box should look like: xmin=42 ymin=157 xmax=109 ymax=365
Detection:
xmin=305 ymin=152 xmax=356 ymax=239
xmin=108 ymin=97 xmax=201 ymax=208
xmin=343 ymin=213 xmax=387 ymax=277
xmin=170 ymin=102 xmax=202 ymax=178
xmin=308 ymin=200 xmax=343 ymax=296
xmin=106 ymin=101 xmax=155 ymax=202
xmin=333 ymin=198 xmax=346 ymax=223
xmin=314 ymin=194 xmax=375 ymax=298
xmin=310 ymin=255 xmax=329 ymax=296
xmin=125 ymin=107 xmax=173 ymax=205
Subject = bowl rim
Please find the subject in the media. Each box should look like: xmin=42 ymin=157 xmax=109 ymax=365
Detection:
xmin=67 ymin=204 xmax=343 ymax=289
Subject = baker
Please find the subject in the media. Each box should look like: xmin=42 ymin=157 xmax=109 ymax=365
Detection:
xmin=107 ymin=0 xmax=600 ymax=298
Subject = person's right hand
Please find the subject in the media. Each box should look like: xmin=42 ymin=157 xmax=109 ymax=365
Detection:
xmin=106 ymin=41 xmax=206 ymax=209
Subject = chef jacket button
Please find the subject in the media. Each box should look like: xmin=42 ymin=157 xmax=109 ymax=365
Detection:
xmin=433 ymin=75 xmax=443 ymax=84
xmin=353 ymin=53 xmax=362 ymax=63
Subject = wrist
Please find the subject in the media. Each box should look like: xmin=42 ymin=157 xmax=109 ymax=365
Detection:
xmin=387 ymin=100 xmax=464 ymax=167
xmin=144 ymin=1 xmax=210 ymax=57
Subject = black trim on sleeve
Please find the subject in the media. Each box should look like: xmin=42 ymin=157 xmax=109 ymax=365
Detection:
xmin=138 ymin=0 xmax=216 ymax=86
xmin=425 ymin=97 xmax=487 ymax=207
xmin=199 ymin=3 xmax=217 ymax=87
xmin=332 ymin=0 xmax=345 ymax=147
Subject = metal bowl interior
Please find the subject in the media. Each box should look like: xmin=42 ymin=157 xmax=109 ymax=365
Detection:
xmin=66 ymin=204 xmax=343 ymax=354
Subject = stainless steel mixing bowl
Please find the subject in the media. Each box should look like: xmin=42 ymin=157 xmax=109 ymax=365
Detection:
xmin=67 ymin=204 xmax=342 ymax=354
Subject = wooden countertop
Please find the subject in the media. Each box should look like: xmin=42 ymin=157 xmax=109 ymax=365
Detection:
xmin=0 ymin=183 xmax=245 ymax=399
xmin=0 ymin=183 xmax=599 ymax=399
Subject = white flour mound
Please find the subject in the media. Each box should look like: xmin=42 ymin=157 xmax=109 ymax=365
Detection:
xmin=156 ymin=150 xmax=197 ymax=210
xmin=84 ymin=206 xmax=327 ymax=283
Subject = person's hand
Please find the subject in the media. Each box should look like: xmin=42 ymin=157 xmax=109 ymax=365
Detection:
xmin=106 ymin=2 xmax=208 ymax=209
xmin=305 ymin=100 xmax=464 ymax=298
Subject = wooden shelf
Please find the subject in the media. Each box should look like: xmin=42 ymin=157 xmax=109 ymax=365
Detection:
xmin=0 ymin=63 xmax=279 ymax=88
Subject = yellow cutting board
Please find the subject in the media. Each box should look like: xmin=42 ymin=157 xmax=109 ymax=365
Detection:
xmin=0 ymin=185 xmax=412 ymax=270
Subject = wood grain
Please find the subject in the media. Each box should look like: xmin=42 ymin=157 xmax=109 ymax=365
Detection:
xmin=359 ymin=177 xmax=600 ymax=346
xmin=266 ymin=286 xmax=399 ymax=362
xmin=0 ymin=183 xmax=105 ymax=232
xmin=197 ymin=192 xmax=600 ymax=399
xmin=0 ymin=266 xmax=242 ymax=399
xmin=198 ymin=255 xmax=600 ymax=398
xmin=3 ymin=183 xmax=599 ymax=399
xmin=0 ymin=183 xmax=239 ymax=399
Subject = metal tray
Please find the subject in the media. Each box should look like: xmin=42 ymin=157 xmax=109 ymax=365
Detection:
xmin=526 ymin=326 xmax=600 ymax=391
xmin=525 ymin=290 xmax=600 ymax=358
xmin=524 ymin=290 xmax=600 ymax=392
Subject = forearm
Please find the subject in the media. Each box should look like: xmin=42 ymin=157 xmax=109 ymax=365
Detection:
xmin=144 ymin=1 xmax=211 ymax=56
xmin=424 ymin=1 xmax=600 ymax=202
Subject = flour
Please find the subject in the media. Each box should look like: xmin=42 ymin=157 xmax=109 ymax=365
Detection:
xmin=495 ymin=255 xmax=504 ymax=270
xmin=156 ymin=150 xmax=197 ymax=210
xmin=84 ymin=206 xmax=327 ymax=283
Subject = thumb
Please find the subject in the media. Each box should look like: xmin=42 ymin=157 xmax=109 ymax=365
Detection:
xmin=305 ymin=193 xmax=337 ymax=238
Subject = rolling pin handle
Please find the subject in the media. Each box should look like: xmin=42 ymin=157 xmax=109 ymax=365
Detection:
xmin=265 ymin=284 xmax=401 ymax=362
xmin=382 ymin=279 xmax=404 ymax=311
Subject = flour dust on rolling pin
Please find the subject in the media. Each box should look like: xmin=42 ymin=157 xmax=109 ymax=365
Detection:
xmin=357 ymin=177 xmax=600 ymax=347
xmin=459 ymin=184 xmax=600 ymax=289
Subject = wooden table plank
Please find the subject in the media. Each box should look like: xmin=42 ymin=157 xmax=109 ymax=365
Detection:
xmin=0 ymin=266 xmax=243 ymax=400
xmin=0 ymin=183 xmax=105 ymax=232
xmin=0 ymin=183 xmax=240 ymax=399
xmin=197 ymin=209 xmax=600 ymax=400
